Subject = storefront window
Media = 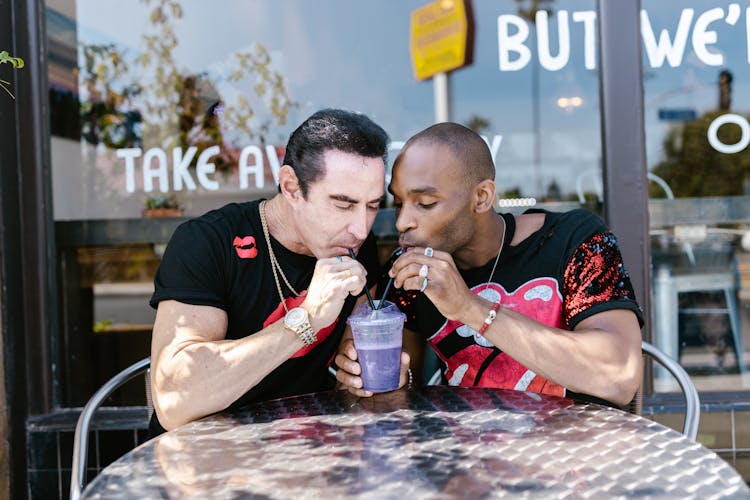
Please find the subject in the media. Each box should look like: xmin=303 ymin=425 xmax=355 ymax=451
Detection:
xmin=643 ymin=0 xmax=750 ymax=391
xmin=46 ymin=0 xmax=602 ymax=406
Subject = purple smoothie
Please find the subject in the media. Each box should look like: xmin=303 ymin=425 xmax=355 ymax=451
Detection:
xmin=347 ymin=300 xmax=405 ymax=393
xmin=358 ymin=344 xmax=401 ymax=392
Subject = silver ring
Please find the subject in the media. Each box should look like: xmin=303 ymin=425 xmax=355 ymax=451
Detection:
xmin=337 ymin=256 xmax=343 ymax=263
xmin=418 ymin=264 xmax=429 ymax=278
xmin=424 ymin=247 xmax=434 ymax=257
xmin=419 ymin=277 xmax=428 ymax=292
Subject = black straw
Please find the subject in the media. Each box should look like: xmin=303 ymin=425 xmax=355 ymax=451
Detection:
xmin=349 ymin=248 xmax=376 ymax=310
xmin=377 ymin=277 xmax=394 ymax=310
xmin=375 ymin=247 xmax=403 ymax=310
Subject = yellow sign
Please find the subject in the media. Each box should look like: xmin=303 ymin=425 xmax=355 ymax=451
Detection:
xmin=410 ymin=0 xmax=473 ymax=80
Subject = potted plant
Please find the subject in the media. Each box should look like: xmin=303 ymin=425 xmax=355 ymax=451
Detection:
xmin=143 ymin=194 xmax=184 ymax=217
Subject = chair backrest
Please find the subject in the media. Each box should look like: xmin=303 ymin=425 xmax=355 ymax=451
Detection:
xmin=70 ymin=357 xmax=151 ymax=500
xmin=641 ymin=340 xmax=700 ymax=441
xmin=576 ymin=168 xmax=674 ymax=203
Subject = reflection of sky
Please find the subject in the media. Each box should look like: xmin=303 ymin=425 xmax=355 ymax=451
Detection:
xmin=70 ymin=0 xmax=749 ymax=199
xmin=642 ymin=0 xmax=750 ymax=168
xmin=72 ymin=0 xmax=605 ymax=198
xmin=76 ymin=0 xmax=428 ymax=144
xmin=453 ymin=0 xmax=600 ymax=195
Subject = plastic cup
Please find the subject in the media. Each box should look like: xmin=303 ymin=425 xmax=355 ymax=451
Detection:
xmin=346 ymin=300 xmax=405 ymax=392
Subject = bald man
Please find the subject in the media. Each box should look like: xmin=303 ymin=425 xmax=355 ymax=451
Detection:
xmin=336 ymin=122 xmax=643 ymax=407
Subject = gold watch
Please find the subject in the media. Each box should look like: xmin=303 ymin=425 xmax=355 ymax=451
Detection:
xmin=283 ymin=307 xmax=316 ymax=346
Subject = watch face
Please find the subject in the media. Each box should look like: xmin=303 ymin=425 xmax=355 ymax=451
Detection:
xmin=285 ymin=307 xmax=307 ymax=328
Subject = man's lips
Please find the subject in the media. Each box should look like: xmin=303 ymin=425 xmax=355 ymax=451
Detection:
xmin=337 ymin=243 xmax=362 ymax=254
xmin=398 ymin=237 xmax=419 ymax=248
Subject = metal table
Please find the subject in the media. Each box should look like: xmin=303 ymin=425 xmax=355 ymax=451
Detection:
xmin=82 ymin=386 xmax=749 ymax=499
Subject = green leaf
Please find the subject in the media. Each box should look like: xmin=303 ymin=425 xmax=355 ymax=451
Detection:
xmin=93 ymin=320 xmax=113 ymax=333
xmin=0 ymin=51 xmax=24 ymax=68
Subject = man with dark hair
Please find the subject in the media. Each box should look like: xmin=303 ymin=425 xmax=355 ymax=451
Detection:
xmin=336 ymin=122 xmax=643 ymax=407
xmin=149 ymin=108 xmax=399 ymax=433
xmin=283 ymin=108 xmax=391 ymax=196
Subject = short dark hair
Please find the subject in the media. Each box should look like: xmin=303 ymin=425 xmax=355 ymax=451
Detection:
xmin=403 ymin=122 xmax=495 ymax=184
xmin=283 ymin=108 xmax=390 ymax=197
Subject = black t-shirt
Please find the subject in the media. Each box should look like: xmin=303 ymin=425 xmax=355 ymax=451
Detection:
xmin=150 ymin=200 xmax=379 ymax=430
xmin=386 ymin=208 xmax=643 ymax=405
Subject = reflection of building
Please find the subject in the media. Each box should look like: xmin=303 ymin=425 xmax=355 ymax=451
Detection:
xmin=2 ymin=1 xmax=750 ymax=498
xmin=47 ymin=3 xmax=80 ymax=140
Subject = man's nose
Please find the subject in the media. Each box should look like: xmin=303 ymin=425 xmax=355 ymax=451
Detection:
xmin=394 ymin=206 xmax=414 ymax=234
xmin=348 ymin=207 xmax=370 ymax=240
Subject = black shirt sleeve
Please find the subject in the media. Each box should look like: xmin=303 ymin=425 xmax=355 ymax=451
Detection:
xmin=150 ymin=219 xmax=229 ymax=310
xmin=562 ymin=230 xmax=644 ymax=329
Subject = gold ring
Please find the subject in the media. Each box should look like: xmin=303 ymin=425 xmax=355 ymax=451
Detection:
xmin=345 ymin=269 xmax=352 ymax=278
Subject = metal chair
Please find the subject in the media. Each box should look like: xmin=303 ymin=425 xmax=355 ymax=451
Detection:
xmin=641 ymin=340 xmax=700 ymax=441
xmin=70 ymin=357 xmax=151 ymax=500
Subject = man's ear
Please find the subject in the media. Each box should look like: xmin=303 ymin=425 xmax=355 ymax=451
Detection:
xmin=473 ymin=179 xmax=496 ymax=213
xmin=278 ymin=165 xmax=303 ymax=203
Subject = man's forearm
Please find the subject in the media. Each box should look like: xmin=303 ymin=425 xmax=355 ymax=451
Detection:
xmin=152 ymin=320 xmax=303 ymax=430
xmin=459 ymin=295 xmax=642 ymax=405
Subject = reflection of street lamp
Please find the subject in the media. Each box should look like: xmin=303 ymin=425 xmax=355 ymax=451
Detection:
xmin=719 ymin=69 xmax=732 ymax=111
xmin=515 ymin=0 xmax=554 ymax=197
xmin=532 ymin=53 xmax=541 ymax=196
xmin=556 ymin=96 xmax=583 ymax=111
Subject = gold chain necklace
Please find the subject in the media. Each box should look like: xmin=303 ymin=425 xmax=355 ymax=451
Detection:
xmin=259 ymin=200 xmax=299 ymax=313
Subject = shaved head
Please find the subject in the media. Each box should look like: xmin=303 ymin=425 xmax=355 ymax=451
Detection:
xmin=389 ymin=122 xmax=500 ymax=256
xmin=401 ymin=122 xmax=495 ymax=185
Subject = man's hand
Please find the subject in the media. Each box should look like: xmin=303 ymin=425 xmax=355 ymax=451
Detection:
xmin=389 ymin=247 xmax=474 ymax=321
xmin=303 ymin=255 xmax=367 ymax=332
xmin=334 ymin=337 xmax=411 ymax=397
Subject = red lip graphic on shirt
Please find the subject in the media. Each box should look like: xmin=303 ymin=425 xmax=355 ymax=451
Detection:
xmin=233 ymin=236 xmax=258 ymax=259
xmin=429 ymin=278 xmax=565 ymax=397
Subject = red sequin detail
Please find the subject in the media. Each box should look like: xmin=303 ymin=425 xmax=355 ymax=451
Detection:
xmin=562 ymin=231 xmax=636 ymax=327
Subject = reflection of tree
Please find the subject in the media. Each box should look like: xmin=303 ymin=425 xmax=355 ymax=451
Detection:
xmin=514 ymin=0 xmax=554 ymax=21
xmin=135 ymin=0 xmax=183 ymax=147
xmin=80 ymin=0 xmax=296 ymax=171
xmin=80 ymin=43 xmax=142 ymax=148
xmin=224 ymin=45 xmax=295 ymax=144
xmin=464 ymin=115 xmax=490 ymax=135
xmin=175 ymin=74 xmax=233 ymax=170
xmin=651 ymin=110 xmax=750 ymax=197
xmin=78 ymin=43 xmax=141 ymax=207
xmin=543 ymin=179 xmax=561 ymax=201
xmin=499 ymin=187 xmax=522 ymax=199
